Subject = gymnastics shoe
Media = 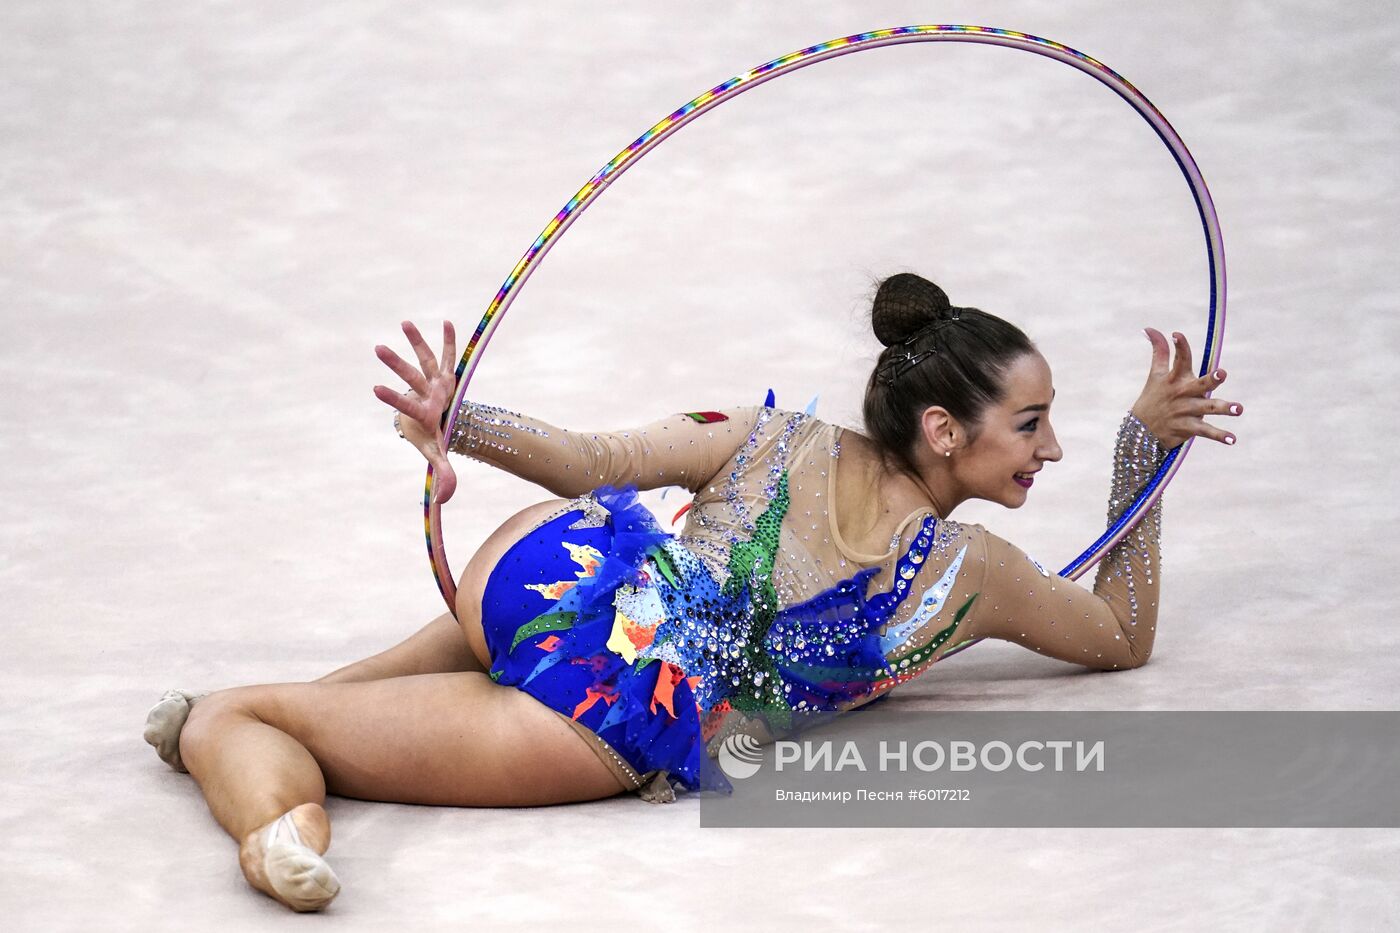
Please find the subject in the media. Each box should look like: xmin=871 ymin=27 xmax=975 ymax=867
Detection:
xmin=239 ymin=804 xmax=341 ymax=913
xmin=142 ymin=688 xmax=208 ymax=773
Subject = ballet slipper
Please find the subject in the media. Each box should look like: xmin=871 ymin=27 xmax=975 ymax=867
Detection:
xmin=238 ymin=803 xmax=340 ymax=913
xmin=142 ymin=688 xmax=208 ymax=773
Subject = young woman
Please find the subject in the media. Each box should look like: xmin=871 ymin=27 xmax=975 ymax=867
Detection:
xmin=144 ymin=272 xmax=1240 ymax=911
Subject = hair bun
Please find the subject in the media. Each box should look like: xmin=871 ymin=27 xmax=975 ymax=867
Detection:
xmin=871 ymin=273 xmax=953 ymax=347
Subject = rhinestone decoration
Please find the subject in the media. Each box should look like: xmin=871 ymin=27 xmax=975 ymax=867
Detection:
xmin=1099 ymin=412 xmax=1168 ymax=632
xmin=451 ymin=398 xmax=1171 ymax=789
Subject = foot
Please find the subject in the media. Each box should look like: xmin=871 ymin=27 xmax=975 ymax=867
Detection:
xmin=238 ymin=803 xmax=340 ymax=913
xmin=142 ymin=688 xmax=208 ymax=773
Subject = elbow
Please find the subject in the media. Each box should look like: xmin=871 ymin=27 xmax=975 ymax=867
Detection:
xmin=1114 ymin=642 xmax=1153 ymax=671
xmin=1086 ymin=639 xmax=1152 ymax=672
xmin=1121 ymin=649 xmax=1152 ymax=670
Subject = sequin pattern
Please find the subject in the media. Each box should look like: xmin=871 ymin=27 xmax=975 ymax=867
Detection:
xmin=449 ymin=400 xmax=551 ymax=458
xmin=459 ymin=395 xmax=1181 ymax=790
xmin=1100 ymin=412 xmax=1168 ymax=631
xmin=678 ymin=406 xmax=808 ymax=586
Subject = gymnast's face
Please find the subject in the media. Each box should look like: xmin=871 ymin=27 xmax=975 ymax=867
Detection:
xmin=955 ymin=351 xmax=1063 ymax=509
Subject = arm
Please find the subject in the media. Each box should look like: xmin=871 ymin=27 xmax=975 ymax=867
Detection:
xmin=446 ymin=399 xmax=763 ymax=499
xmin=892 ymin=329 xmax=1239 ymax=673
xmin=875 ymin=412 xmax=1166 ymax=681
xmin=963 ymin=327 xmax=1240 ymax=669
xmin=969 ymin=411 xmax=1168 ymax=669
xmin=370 ymin=318 xmax=762 ymax=504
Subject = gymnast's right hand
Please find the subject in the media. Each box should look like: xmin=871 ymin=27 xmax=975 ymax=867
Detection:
xmin=1131 ymin=327 xmax=1242 ymax=449
xmin=373 ymin=320 xmax=459 ymax=505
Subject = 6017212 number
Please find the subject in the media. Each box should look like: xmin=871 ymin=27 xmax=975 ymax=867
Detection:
xmin=909 ymin=788 xmax=970 ymax=802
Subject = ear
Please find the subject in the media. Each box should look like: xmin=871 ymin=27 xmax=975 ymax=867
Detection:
xmin=918 ymin=406 xmax=960 ymax=456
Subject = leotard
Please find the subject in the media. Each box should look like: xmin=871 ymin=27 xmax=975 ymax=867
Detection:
xmin=453 ymin=401 xmax=1166 ymax=798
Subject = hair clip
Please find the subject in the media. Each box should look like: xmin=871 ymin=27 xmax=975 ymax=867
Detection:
xmin=880 ymin=346 xmax=937 ymax=386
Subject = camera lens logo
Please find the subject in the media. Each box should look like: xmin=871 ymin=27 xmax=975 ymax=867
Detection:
xmin=717 ymin=734 xmax=764 ymax=780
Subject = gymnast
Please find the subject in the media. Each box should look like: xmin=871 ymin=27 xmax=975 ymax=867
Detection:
xmin=143 ymin=272 xmax=1241 ymax=910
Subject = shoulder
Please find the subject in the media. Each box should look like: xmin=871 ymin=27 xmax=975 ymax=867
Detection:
xmin=683 ymin=404 xmax=851 ymax=434
xmin=874 ymin=516 xmax=991 ymax=665
xmin=693 ymin=405 xmax=817 ymax=444
xmin=896 ymin=517 xmax=1051 ymax=612
xmin=915 ymin=519 xmax=1062 ymax=630
xmin=926 ymin=519 xmax=1052 ymax=584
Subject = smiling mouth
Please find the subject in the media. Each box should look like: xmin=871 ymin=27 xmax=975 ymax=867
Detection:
xmin=1013 ymin=472 xmax=1036 ymax=488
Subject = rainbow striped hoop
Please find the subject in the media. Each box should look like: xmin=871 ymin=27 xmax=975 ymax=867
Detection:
xmin=424 ymin=24 xmax=1226 ymax=621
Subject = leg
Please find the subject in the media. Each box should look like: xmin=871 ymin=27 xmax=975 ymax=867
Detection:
xmin=147 ymin=612 xmax=483 ymax=772
xmin=315 ymin=611 xmax=484 ymax=684
xmin=145 ymin=500 xmax=577 ymax=772
xmin=179 ymin=673 xmax=627 ymax=910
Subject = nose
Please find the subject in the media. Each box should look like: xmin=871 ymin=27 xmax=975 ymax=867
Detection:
xmin=1039 ymin=424 xmax=1063 ymax=464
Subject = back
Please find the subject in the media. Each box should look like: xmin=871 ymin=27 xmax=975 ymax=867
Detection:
xmin=650 ymin=406 xmax=989 ymax=743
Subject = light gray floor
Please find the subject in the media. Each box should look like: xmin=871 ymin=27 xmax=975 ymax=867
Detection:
xmin=3 ymin=1 xmax=1398 ymax=929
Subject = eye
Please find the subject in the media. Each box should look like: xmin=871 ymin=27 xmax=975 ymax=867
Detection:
xmin=1020 ymin=418 xmax=1039 ymax=433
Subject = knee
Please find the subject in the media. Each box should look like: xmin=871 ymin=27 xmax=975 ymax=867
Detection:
xmin=178 ymin=688 xmax=254 ymax=766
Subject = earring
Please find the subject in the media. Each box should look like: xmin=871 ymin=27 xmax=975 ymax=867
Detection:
xmin=944 ymin=450 xmax=951 ymax=458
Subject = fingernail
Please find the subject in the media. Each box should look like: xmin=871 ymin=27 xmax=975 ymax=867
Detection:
xmin=1225 ymin=435 xmax=1236 ymax=445
xmin=1215 ymin=370 xmax=1226 ymax=380
xmin=1229 ymin=404 xmax=1242 ymax=415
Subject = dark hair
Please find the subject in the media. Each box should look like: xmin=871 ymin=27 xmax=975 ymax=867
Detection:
xmin=862 ymin=272 xmax=1035 ymax=469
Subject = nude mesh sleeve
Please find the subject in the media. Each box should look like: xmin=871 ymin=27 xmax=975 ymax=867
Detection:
xmin=1094 ymin=411 xmax=1168 ymax=636
xmin=445 ymin=399 xmax=762 ymax=498
xmin=967 ymin=411 xmax=1169 ymax=670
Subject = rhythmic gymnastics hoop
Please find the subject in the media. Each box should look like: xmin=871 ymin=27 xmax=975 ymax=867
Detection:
xmin=424 ymin=25 xmax=1227 ymax=636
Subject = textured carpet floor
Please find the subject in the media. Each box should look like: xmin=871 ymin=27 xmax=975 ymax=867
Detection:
xmin=3 ymin=1 xmax=1397 ymax=929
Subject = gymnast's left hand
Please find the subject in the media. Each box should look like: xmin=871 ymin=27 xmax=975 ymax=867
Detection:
xmin=373 ymin=320 xmax=459 ymax=505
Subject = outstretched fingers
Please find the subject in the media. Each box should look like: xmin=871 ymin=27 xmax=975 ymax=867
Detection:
xmin=372 ymin=319 xmax=462 ymax=503
xmin=1169 ymin=331 xmax=1194 ymax=381
xmin=1181 ymin=390 xmax=1241 ymax=446
xmin=1144 ymin=327 xmax=1172 ymax=374
xmin=439 ymin=320 xmax=457 ymax=377
xmin=1184 ymin=395 xmax=1243 ymax=417
xmin=1191 ymin=418 xmax=1237 ymax=446
xmin=1175 ymin=341 xmax=1240 ymax=444
xmin=1189 ymin=366 xmax=1228 ymax=396
xmin=375 ymin=344 xmax=429 ymax=395
xmin=401 ymin=321 xmax=440 ymax=380
xmin=372 ymin=383 xmax=430 ymax=423
xmin=1137 ymin=327 xmax=1242 ymax=448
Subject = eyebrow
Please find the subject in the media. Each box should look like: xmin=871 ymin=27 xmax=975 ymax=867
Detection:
xmin=1016 ymin=388 xmax=1056 ymax=414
